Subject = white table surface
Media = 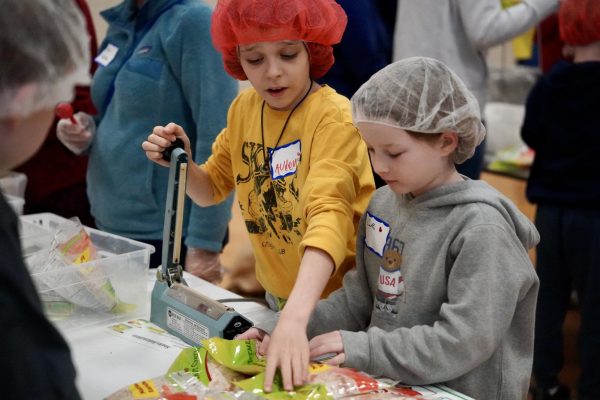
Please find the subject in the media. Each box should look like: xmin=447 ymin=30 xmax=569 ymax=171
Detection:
xmin=62 ymin=270 xmax=273 ymax=400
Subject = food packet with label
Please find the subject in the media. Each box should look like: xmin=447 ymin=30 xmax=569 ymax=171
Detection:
xmin=155 ymin=338 xmax=419 ymax=399
xmin=105 ymin=371 xmax=261 ymax=400
xmin=202 ymin=338 xmax=267 ymax=375
xmin=168 ymin=346 xmax=247 ymax=392
xmin=235 ymin=363 xmax=384 ymax=400
xmin=235 ymin=372 xmax=330 ymax=400
xmin=167 ymin=339 xmax=267 ymax=391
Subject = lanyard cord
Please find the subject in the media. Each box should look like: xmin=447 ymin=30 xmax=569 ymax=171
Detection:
xmin=260 ymin=80 xmax=314 ymax=164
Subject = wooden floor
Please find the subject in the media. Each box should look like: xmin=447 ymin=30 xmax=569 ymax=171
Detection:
xmin=481 ymin=172 xmax=581 ymax=397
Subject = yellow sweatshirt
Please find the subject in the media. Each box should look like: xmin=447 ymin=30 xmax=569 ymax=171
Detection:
xmin=202 ymin=86 xmax=374 ymax=298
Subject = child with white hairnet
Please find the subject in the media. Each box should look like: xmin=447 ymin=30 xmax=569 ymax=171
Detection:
xmin=250 ymin=57 xmax=541 ymax=400
xmin=0 ymin=0 xmax=88 ymax=398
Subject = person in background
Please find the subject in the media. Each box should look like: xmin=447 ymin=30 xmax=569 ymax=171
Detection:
xmin=144 ymin=0 xmax=375 ymax=391
xmin=0 ymin=0 xmax=89 ymax=397
xmin=521 ymin=1 xmax=600 ymax=399
xmin=319 ymin=0 xmax=390 ymax=99
xmin=374 ymin=0 xmax=396 ymax=48
xmin=245 ymin=57 xmax=540 ymax=400
xmin=538 ymin=13 xmax=568 ymax=72
xmin=16 ymin=0 xmax=97 ymax=228
xmin=319 ymin=0 xmax=391 ymax=189
xmin=392 ymin=0 xmax=559 ymax=179
xmin=56 ymin=0 xmax=237 ymax=281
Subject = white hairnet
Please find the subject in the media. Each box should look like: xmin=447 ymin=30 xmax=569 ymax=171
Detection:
xmin=0 ymin=0 xmax=90 ymax=119
xmin=352 ymin=57 xmax=486 ymax=164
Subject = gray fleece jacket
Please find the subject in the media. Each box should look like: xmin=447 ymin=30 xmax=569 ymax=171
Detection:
xmin=307 ymin=180 xmax=539 ymax=400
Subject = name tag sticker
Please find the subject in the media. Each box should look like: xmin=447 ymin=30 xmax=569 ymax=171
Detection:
xmin=95 ymin=43 xmax=119 ymax=67
xmin=269 ymin=140 xmax=301 ymax=180
xmin=365 ymin=212 xmax=390 ymax=257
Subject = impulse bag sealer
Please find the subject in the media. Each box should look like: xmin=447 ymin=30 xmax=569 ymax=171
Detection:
xmin=150 ymin=140 xmax=253 ymax=345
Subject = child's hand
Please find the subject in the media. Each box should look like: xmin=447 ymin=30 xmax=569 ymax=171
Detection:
xmin=235 ymin=328 xmax=271 ymax=356
xmin=185 ymin=247 xmax=223 ymax=283
xmin=142 ymin=122 xmax=192 ymax=168
xmin=309 ymin=331 xmax=345 ymax=365
xmin=263 ymin=317 xmax=309 ymax=392
xmin=236 ymin=327 xmax=265 ymax=341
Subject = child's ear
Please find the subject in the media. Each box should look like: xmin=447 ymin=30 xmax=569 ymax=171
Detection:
xmin=439 ymin=131 xmax=459 ymax=157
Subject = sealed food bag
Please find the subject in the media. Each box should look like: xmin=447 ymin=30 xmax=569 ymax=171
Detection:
xmin=236 ymin=364 xmax=382 ymax=400
xmin=26 ymin=217 xmax=135 ymax=315
xmin=306 ymin=365 xmax=384 ymax=398
xmin=342 ymin=391 xmax=427 ymax=399
xmin=201 ymin=338 xmax=267 ymax=375
xmin=105 ymin=371 xmax=208 ymax=400
xmin=168 ymin=346 xmax=247 ymax=392
xmin=235 ymin=372 xmax=331 ymax=400
xmin=105 ymin=370 xmax=263 ymax=400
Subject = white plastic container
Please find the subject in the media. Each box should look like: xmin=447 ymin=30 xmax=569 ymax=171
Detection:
xmin=19 ymin=218 xmax=54 ymax=257
xmin=0 ymin=171 xmax=27 ymax=198
xmin=20 ymin=213 xmax=155 ymax=331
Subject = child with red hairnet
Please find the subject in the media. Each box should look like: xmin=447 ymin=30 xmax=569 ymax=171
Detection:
xmin=521 ymin=1 xmax=600 ymax=399
xmin=143 ymin=0 xmax=375 ymax=392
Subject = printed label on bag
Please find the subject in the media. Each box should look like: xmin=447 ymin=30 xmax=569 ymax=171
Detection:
xmin=128 ymin=380 xmax=159 ymax=399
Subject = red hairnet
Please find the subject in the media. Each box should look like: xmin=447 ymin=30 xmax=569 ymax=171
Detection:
xmin=211 ymin=0 xmax=347 ymax=80
xmin=559 ymin=0 xmax=600 ymax=46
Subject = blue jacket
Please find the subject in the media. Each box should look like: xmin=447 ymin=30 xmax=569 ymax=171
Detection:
xmin=89 ymin=0 xmax=237 ymax=250
xmin=521 ymin=60 xmax=600 ymax=208
xmin=319 ymin=0 xmax=391 ymax=98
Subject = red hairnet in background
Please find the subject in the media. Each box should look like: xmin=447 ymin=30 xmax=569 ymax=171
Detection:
xmin=559 ymin=0 xmax=600 ymax=46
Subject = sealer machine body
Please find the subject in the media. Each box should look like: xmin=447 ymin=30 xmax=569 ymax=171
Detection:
xmin=150 ymin=142 xmax=252 ymax=345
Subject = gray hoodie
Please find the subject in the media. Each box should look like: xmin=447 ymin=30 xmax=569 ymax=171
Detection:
xmin=307 ymin=180 xmax=539 ymax=400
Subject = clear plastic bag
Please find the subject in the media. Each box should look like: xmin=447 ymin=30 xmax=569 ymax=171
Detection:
xmin=26 ymin=217 xmax=134 ymax=316
xmin=105 ymin=371 xmax=262 ymax=400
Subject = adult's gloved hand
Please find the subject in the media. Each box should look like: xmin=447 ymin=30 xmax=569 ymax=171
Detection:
xmin=56 ymin=111 xmax=95 ymax=154
xmin=185 ymin=247 xmax=223 ymax=283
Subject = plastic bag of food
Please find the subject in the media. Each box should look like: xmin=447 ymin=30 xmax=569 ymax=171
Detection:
xmin=306 ymin=365 xmax=383 ymax=398
xmin=168 ymin=346 xmax=248 ymax=392
xmin=201 ymin=338 xmax=267 ymax=375
xmin=26 ymin=217 xmax=134 ymax=314
xmin=106 ymin=371 xmax=263 ymax=400
xmin=104 ymin=371 xmax=208 ymax=400
xmin=235 ymin=372 xmax=330 ymax=400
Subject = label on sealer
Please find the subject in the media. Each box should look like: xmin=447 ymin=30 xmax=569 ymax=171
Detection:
xmin=166 ymin=307 xmax=209 ymax=344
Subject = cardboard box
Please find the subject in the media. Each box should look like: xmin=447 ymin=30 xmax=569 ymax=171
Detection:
xmin=21 ymin=213 xmax=154 ymax=331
